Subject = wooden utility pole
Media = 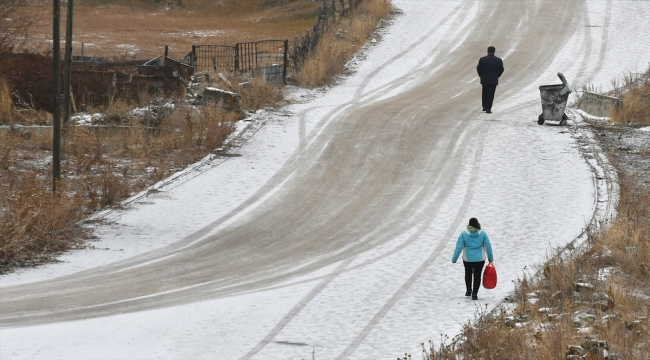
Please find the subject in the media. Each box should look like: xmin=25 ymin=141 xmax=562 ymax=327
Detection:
xmin=63 ymin=0 xmax=74 ymax=125
xmin=53 ymin=0 xmax=61 ymax=192
xmin=282 ymin=39 xmax=288 ymax=85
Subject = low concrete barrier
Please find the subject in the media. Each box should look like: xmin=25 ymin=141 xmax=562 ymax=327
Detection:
xmin=0 ymin=125 xmax=52 ymax=138
xmin=578 ymin=91 xmax=622 ymax=118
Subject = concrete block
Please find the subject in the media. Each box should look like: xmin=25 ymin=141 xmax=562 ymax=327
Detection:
xmin=579 ymin=92 xmax=622 ymax=118
xmin=202 ymin=87 xmax=245 ymax=118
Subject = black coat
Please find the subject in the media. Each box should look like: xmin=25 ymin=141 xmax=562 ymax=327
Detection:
xmin=476 ymin=54 xmax=504 ymax=85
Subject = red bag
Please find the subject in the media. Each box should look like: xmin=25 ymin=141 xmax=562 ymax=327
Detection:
xmin=482 ymin=263 xmax=497 ymax=289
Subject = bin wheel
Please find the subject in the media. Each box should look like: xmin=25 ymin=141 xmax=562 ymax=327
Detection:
xmin=559 ymin=113 xmax=568 ymax=126
xmin=537 ymin=114 xmax=545 ymax=125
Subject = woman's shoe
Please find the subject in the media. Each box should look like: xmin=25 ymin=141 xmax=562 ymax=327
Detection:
xmin=465 ymin=291 xmax=472 ymax=297
xmin=471 ymin=294 xmax=478 ymax=300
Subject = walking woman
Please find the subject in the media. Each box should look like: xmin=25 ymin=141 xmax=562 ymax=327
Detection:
xmin=451 ymin=218 xmax=494 ymax=300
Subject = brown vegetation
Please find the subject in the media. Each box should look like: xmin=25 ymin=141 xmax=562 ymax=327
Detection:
xmin=0 ymin=77 xmax=11 ymax=123
xmin=610 ymin=69 xmax=650 ymax=126
xmin=0 ymin=51 xmax=188 ymax=118
xmin=0 ymin=0 xmax=45 ymax=54
xmin=0 ymin=105 xmax=238 ymax=271
xmin=230 ymin=75 xmax=284 ymax=110
xmin=1 ymin=52 xmax=56 ymax=115
xmin=296 ymin=0 xmax=391 ymax=86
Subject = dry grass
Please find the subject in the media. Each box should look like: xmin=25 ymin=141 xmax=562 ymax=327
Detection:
xmin=0 ymin=173 xmax=88 ymax=267
xmin=24 ymin=0 xmax=320 ymax=59
xmin=610 ymin=69 xmax=650 ymax=126
xmin=0 ymin=77 xmax=11 ymax=123
xmin=296 ymin=0 xmax=391 ymax=87
xmin=231 ymin=75 xmax=284 ymax=110
xmin=423 ymin=158 xmax=650 ymax=360
xmin=0 ymin=104 xmax=238 ymax=271
xmin=192 ymin=71 xmax=284 ymax=111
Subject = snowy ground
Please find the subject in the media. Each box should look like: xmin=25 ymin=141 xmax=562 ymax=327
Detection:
xmin=1 ymin=0 xmax=649 ymax=359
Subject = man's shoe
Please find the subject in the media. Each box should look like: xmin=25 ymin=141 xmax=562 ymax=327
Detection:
xmin=486 ymin=110 xmax=492 ymax=114
xmin=465 ymin=291 xmax=472 ymax=297
xmin=471 ymin=294 xmax=478 ymax=300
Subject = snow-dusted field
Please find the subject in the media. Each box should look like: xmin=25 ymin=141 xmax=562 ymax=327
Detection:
xmin=1 ymin=0 xmax=649 ymax=359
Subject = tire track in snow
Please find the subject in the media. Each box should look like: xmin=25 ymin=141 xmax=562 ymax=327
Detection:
xmin=238 ymin=121 xmax=489 ymax=360
xmin=70 ymin=0 xmax=476 ymax=273
xmin=336 ymin=123 xmax=489 ymax=359
xmin=352 ymin=0 xmax=479 ymax=101
xmin=583 ymin=0 xmax=612 ymax=86
xmin=573 ymin=10 xmax=594 ymax=87
xmin=0 ymin=0 xmax=593 ymax=330
xmin=240 ymin=257 xmax=355 ymax=359
xmin=286 ymin=0 xmax=479 ymax=161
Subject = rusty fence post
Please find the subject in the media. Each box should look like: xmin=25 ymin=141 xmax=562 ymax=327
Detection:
xmin=53 ymin=0 xmax=61 ymax=192
xmin=63 ymin=0 xmax=74 ymax=125
xmin=234 ymin=43 xmax=240 ymax=72
xmin=163 ymin=45 xmax=169 ymax=90
xmin=283 ymin=39 xmax=288 ymax=84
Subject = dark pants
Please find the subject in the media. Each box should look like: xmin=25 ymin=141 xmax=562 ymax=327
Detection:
xmin=481 ymin=84 xmax=497 ymax=111
xmin=463 ymin=260 xmax=485 ymax=295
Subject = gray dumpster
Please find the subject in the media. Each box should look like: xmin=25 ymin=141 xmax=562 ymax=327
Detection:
xmin=538 ymin=72 xmax=571 ymax=125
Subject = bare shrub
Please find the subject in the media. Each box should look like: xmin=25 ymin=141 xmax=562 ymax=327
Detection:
xmin=600 ymin=178 xmax=650 ymax=285
xmin=296 ymin=0 xmax=391 ymax=86
xmin=611 ymin=68 xmax=650 ymax=126
xmin=1 ymin=52 xmax=54 ymax=115
xmin=231 ymin=76 xmax=284 ymax=110
xmin=0 ymin=103 xmax=238 ymax=272
xmin=0 ymin=1 xmax=45 ymax=54
xmin=0 ymin=174 xmax=87 ymax=268
xmin=297 ymin=40 xmax=349 ymax=87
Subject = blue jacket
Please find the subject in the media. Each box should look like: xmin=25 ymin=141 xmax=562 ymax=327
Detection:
xmin=452 ymin=229 xmax=494 ymax=263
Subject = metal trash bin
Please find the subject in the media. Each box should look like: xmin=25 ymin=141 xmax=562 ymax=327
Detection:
xmin=538 ymin=72 xmax=571 ymax=125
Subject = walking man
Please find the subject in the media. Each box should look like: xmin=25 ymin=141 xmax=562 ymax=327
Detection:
xmin=476 ymin=46 xmax=504 ymax=113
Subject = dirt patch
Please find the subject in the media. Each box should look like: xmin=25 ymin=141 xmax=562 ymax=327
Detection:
xmin=590 ymin=122 xmax=650 ymax=190
xmin=24 ymin=2 xmax=320 ymax=59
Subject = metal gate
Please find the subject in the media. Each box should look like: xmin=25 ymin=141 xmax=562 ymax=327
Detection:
xmin=191 ymin=40 xmax=288 ymax=81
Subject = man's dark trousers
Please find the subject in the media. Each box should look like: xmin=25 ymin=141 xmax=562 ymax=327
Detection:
xmin=482 ymin=85 xmax=497 ymax=111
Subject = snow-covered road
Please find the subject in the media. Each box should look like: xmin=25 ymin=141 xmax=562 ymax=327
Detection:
xmin=2 ymin=0 xmax=649 ymax=359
